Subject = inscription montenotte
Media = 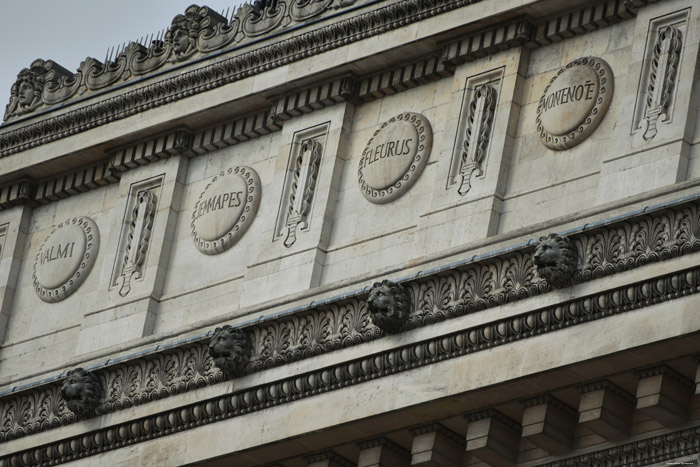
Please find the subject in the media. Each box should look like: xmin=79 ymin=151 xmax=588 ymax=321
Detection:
xmin=33 ymin=217 xmax=99 ymax=303
xmin=536 ymin=57 xmax=614 ymax=150
xmin=191 ymin=166 xmax=261 ymax=255
xmin=358 ymin=112 xmax=432 ymax=204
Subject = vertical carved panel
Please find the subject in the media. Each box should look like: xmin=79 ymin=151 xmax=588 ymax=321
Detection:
xmin=285 ymin=139 xmax=322 ymax=247
xmin=110 ymin=176 xmax=163 ymax=294
xmin=119 ymin=190 xmax=156 ymax=296
xmin=631 ymin=9 xmax=688 ymax=139
xmin=448 ymin=68 xmax=502 ymax=193
xmin=274 ymin=123 xmax=329 ymax=246
xmin=458 ymin=84 xmax=497 ymax=195
xmin=643 ymin=25 xmax=682 ymax=140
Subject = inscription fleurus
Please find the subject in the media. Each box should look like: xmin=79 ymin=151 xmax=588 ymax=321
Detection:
xmin=191 ymin=166 xmax=261 ymax=255
xmin=33 ymin=217 xmax=99 ymax=303
xmin=358 ymin=112 xmax=432 ymax=204
xmin=536 ymin=57 xmax=614 ymax=150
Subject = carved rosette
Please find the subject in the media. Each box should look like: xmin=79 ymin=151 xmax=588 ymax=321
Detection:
xmin=536 ymin=57 xmax=614 ymax=150
xmin=32 ymin=217 xmax=100 ymax=303
xmin=534 ymin=233 xmax=577 ymax=288
xmin=60 ymin=368 xmax=103 ymax=419
xmin=191 ymin=166 xmax=262 ymax=255
xmin=358 ymin=112 xmax=432 ymax=204
xmin=367 ymin=279 xmax=412 ymax=334
xmin=458 ymin=83 xmax=497 ymax=196
xmin=208 ymin=325 xmax=250 ymax=378
xmin=643 ymin=25 xmax=682 ymax=141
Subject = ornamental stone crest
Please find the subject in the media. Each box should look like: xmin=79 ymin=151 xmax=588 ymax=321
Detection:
xmin=32 ymin=217 xmax=99 ymax=303
xmin=191 ymin=166 xmax=261 ymax=255
xmin=358 ymin=112 xmax=432 ymax=204
xmin=536 ymin=57 xmax=614 ymax=150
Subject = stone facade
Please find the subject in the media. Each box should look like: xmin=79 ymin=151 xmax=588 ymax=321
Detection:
xmin=1 ymin=0 xmax=700 ymax=465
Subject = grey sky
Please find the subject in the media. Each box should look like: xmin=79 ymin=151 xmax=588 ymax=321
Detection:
xmin=0 ymin=0 xmax=245 ymax=117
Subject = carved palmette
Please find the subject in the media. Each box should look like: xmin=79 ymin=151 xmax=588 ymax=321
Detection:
xmin=458 ymin=83 xmax=496 ymax=196
xmin=284 ymin=139 xmax=322 ymax=247
xmin=643 ymin=25 xmax=682 ymax=141
xmin=119 ymin=190 xmax=156 ymax=296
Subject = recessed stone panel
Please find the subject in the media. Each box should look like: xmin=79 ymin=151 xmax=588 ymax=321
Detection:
xmin=191 ymin=166 xmax=261 ymax=255
xmin=33 ymin=217 xmax=99 ymax=303
xmin=536 ymin=57 xmax=614 ymax=150
xmin=358 ymin=112 xmax=432 ymax=203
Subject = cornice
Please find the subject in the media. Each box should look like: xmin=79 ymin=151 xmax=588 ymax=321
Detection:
xmin=4 ymin=256 xmax=700 ymax=465
xmin=1 ymin=194 xmax=700 ymax=449
xmin=0 ymin=0 xmax=643 ymax=162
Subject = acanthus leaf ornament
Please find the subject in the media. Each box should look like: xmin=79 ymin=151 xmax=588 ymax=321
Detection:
xmin=119 ymin=190 xmax=156 ymax=297
xmin=643 ymin=25 xmax=682 ymax=141
xmin=458 ymin=83 xmax=496 ymax=196
xmin=284 ymin=139 xmax=322 ymax=248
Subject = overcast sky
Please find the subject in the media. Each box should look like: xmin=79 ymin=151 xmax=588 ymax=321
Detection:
xmin=0 ymin=0 xmax=245 ymax=116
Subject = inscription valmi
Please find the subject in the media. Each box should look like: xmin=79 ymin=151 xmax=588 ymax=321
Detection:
xmin=33 ymin=217 xmax=99 ymax=303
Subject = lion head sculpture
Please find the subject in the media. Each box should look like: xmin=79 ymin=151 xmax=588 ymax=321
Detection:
xmin=367 ymin=279 xmax=412 ymax=334
xmin=533 ymin=233 xmax=578 ymax=288
xmin=60 ymin=368 xmax=103 ymax=418
xmin=208 ymin=325 xmax=249 ymax=378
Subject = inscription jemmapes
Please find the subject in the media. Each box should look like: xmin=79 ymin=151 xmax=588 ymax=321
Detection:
xmin=40 ymin=242 xmax=76 ymax=265
xmin=360 ymin=138 xmax=413 ymax=168
xmin=194 ymin=191 xmax=244 ymax=220
xmin=543 ymin=80 xmax=595 ymax=111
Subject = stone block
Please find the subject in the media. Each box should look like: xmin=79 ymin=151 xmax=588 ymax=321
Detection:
xmin=410 ymin=424 xmax=464 ymax=467
xmin=358 ymin=437 xmax=411 ymax=467
xmin=578 ymin=381 xmax=634 ymax=441
xmin=635 ymin=366 xmax=693 ymax=427
xmin=465 ymin=409 xmax=520 ymax=467
xmin=521 ymin=395 xmax=576 ymax=455
xmin=305 ymin=451 xmax=353 ymax=467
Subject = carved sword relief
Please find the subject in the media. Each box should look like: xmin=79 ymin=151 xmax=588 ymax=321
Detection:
xmin=458 ymin=83 xmax=496 ymax=196
xmin=284 ymin=139 xmax=321 ymax=247
xmin=119 ymin=190 xmax=156 ymax=296
xmin=643 ymin=25 xmax=682 ymax=141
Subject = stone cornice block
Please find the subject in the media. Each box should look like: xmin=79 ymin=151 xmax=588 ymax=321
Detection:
xmin=191 ymin=110 xmax=280 ymax=156
xmin=465 ymin=409 xmax=520 ymax=467
xmin=410 ymin=423 xmax=464 ymax=467
xmin=34 ymin=162 xmax=118 ymax=205
xmin=521 ymin=395 xmax=577 ymax=455
xmin=109 ymin=130 xmax=192 ymax=173
xmin=305 ymin=451 xmax=354 ymax=467
xmin=0 ymin=181 xmax=35 ymax=209
xmin=357 ymin=437 xmax=411 ymax=467
xmin=635 ymin=365 xmax=693 ymax=427
xmin=578 ymin=380 xmax=634 ymax=441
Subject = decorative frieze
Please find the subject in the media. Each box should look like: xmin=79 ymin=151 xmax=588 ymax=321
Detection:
xmin=0 ymin=181 xmax=34 ymax=209
xmin=191 ymin=166 xmax=262 ymax=255
xmin=271 ymin=78 xmax=356 ymax=123
xmin=536 ymin=57 xmax=614 ymax=150
xmin=34 ymin=162 xmax=118 ymax=205
xmin=442 ymin=20 xmax=532 ymax=66
xmin=3 ymin=196 xmax=700 ymax=445
xmin=32 ymin=217 xmax=99 ymax=303
xmin=109 ymin=130 xmax=192 ymax=173
xmin=190 ymin=110 xmax=280 ymax=156
xmin=358 ymin=112 xmax=432 ymax=204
